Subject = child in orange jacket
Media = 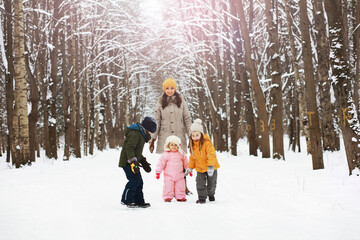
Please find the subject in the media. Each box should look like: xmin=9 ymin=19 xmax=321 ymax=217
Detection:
xmin=184 ymin=119 xmax=220 ymax=204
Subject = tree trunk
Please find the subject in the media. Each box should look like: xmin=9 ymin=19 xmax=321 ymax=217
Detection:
xmin=60 ymin=13 xmax=70 ymax=160
xmin=221 ymin=0 xmax=231 ymax=152
xmin=106 ymin=62 xmax=115 ymax=149
xmin=228 ymin=0 xmax=242 ymax=156
xmin=40 ymin=73 xmax=49 ymax=157
xmin=4 ymin=0 xmax=15 ymax=163
xmin=13 ymin=0 xmax=31 ymax=167
xmin=284 ymin=0 xmax=310 ymax=153
xmin=67 ymin=6 xmax=77 ymax=157
xmin=265 ymin=0 xmax=284 ymax=160
xmin=95 ymin=76 xmax=101 ymax=151
xmin=0 ymin=103 xmax=2 ymax=157
xmin=81 ymin=31 xmax=89 ymax=156
xmin=299 ymin=0 xmax=324 ymax=169
xmin=118 ymin=74 xmax=126 ymax=147
xmin=203 ymin=50 xmax=218 ymax=140
xmin=229 ymin=1 xmax=246 ymax=156
xmin=98 ymin=60 xmax=107 ymax=151
xmin=38 ymin=0 xmax=49 ymax=158
xmin=112 ymin=64 xmax=121 ymax=148
xmin=242 ymin=72 xmax=258 ymax=156
xmin=25 ymin=0 xmax=41 ymax=162
xmin=48 ymin=0 xmax=62 ymax=159
xmin=74 ymin=10 xmax=81 ymax=158
xmin=284 ymin=0 xmax=303 ymax=152
xmin=0 ymin=93 xmax=2 ymax=157
xmin=236 ymin=0 xmax=270 ymax=158
xmin=354 ymin=0 xmax=360 ymax=120
xmin=239 ymin=0 xmax=258 ymax=156
xmin=313 ymin=0 xmax=339 ymax=151
xmin=124 ymin=58 xmax=130 ymax=127
xmin=325 ymin=0 xmax=360 ymax=175
xmin=89 ymin=70 xmax=96 ymax=155
xmin=88 ymin=30 xmax=98 ymax=155
xmin=25 ymin=50 xmax=39 ymax=163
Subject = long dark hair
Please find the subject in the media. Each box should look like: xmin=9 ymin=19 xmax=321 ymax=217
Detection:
xmin=162 ymin=92 xmax=182 ymax=109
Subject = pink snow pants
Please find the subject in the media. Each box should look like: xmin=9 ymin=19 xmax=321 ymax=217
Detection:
xmin=163 ymin=177 xmax=186 ymax=200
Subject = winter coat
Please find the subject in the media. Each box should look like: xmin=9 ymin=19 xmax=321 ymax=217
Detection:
xmin=156 ymin=151 xmax=189 ymax=181
xmin=188 ymin=134 xmax=220 ymax=173
xmin=118 ymin=123 xmax=151 ymax=168
xmin=152 ymin=94 xmax=192 ymax=154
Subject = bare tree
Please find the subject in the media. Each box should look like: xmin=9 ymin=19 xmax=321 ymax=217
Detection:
xmin=325 ymin=0 xmax=360 ymax=175
xmin=73 ymin=7 xmax=82 ymax=158
xmin=265 ymin=0 xmax=284 ymax=160
xmin=26 ymin=0 xmax=41 ymax=162
xmin=313 ymin=0 xmax=339 ymax=151
xmin=299 ymin=0 xmax=324 ymax=169
xmin=236 ymin=0 xmax=270 ymax=158
xmin=61 ymin=14 xmax=70 ymax=160
xmin=354 ymin=0 xmax=360 ymax=119
xmin=229 ymin=0 xmax=244 ymax=156
xmin=284 ymin=0 xmax=302 ymax=152
xmin=47 ymin=0 xmax=63 ymax=159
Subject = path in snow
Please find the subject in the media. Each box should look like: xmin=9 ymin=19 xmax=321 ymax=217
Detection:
xmin=0 ymin=140 xmax=359 ymax=240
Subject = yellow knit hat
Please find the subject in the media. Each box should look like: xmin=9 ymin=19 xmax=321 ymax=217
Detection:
xmin=162 ymin=78 xmax=177 ymax=92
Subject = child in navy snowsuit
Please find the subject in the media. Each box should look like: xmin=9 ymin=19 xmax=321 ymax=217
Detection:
xmin=118 ymin=117 xmax=157 ymax=208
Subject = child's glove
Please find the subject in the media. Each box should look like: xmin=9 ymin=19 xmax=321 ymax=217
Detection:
xmin=156 ymin=172 xmax=160 ymax=179
xmin=207 ymin=166 xmax=214 ymax=177
xmin=127 ymin=157 xmax=140 ymax=174
xmin=139 ymin=157 xmax=151 ymax=173
xmin=184 ymin=168 xmax=193 ymax=177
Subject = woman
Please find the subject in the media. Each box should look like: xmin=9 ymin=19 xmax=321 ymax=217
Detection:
xmin=149 ymin=78 xmax=192 ymax=154
xmin=149 ymin=78 xmax=192 ymax=194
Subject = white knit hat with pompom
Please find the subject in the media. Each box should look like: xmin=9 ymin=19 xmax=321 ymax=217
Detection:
xmin=190 ymin=119 xmax=204 ymax=134
xmin=164 ymin=135 xmax=181 ymax=151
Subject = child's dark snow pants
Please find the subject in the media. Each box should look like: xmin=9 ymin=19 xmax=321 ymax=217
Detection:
xmin=121 ymin=164 xmax=145 ymax=204
xmin=196 ymin=170 xmax=218 ymax=201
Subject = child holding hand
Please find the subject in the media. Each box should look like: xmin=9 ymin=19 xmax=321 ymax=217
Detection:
xmin=184 ymin=119 xmax=220 ymax=204
xmin=156 ymin=135 xmax=190 ymax=202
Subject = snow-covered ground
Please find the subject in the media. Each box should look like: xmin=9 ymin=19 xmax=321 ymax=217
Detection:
xmin=0 ymin=138 xmax=359 ymax=240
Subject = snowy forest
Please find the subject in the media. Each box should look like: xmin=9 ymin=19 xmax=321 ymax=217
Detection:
xmin=0 ymin=0 xmax=359 ymax=174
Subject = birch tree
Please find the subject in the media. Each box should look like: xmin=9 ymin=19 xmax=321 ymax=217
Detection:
xmin=13 ymin=0 xmax=31 ymax=167
xmin=4 ymin=0 xmax=15 ymax=163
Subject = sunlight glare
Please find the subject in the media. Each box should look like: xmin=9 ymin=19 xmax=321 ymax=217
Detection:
xmin=140 ymin=0 xmax=163 ymax=20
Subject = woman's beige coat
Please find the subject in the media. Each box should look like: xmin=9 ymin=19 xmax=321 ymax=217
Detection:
xmin=152 ymin=95 xmax=192 ymax=154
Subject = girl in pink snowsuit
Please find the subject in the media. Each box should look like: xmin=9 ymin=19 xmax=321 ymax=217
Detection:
xmin=156 ymin=135 xmax=190 ymax=202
